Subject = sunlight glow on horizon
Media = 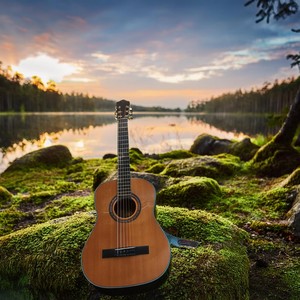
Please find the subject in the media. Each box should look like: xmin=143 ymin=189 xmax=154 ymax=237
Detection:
xmin=12 ymin=53 xmax=78 ymax=83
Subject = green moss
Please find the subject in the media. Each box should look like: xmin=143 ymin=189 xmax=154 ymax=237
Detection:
xmin=249 ymin=258 xmax=300 ymax=300
xmin=0 ymin=207 xmax=27 ymax=236
xmin=37 ymin=195 xmax=94 ymax=221
xmin=0 ymin=207 xmax=249 ymax=300
xmin=20 ymin=191 xmax=57 ymax=206
xmin=250 ymin=141 xmax=300 ymax=177
xmin=280 ymin=167 xmax=300 ymax=187
xmin=249 ymin=220 xmax=289 ymax=235
xmin=251 ymin=134 xmax=273 ymax=147
xmin=282 ymin=263 xmax=300 ymax=297
xmin=0 ymin=158 xmax=115 ymax=195
xmin=259 ymin=187 xmax=292 ymax=217
xmin=0 ymin=213 xmax=94 ymax=299
xmin=161 ymin=154 xmax=241 ymax=178
xmin=157 ymin=206 xmax=248 ymax=244
xmin=129 ymin=147 xmax=144 ymax=164
xmin=157 ymin=177 xmax=222 ymax=209
xmin=145 ymin=163 xmax=165 ymax=174
xmin=158 ymin=149 xmax=195 ymax=159
xmin=0 ymin=186 xmax=13 ymax=206
xmin=229 ymin=138 xmax=259 ymax=161
xmin=0 ymin=169 xmax=68 ymax=194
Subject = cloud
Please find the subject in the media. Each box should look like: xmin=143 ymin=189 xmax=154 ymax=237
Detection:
xmin=12 ymin=53 xmax=79 ymax=83
xmin=1 ymin=0 xmax=299 ymax=107
xmin=84 ymin=28 xmax=300 ymax=85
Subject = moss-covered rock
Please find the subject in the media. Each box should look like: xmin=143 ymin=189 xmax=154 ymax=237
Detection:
xmin=259 ymin=187 xmax=294 ymax=218
xmin=190 ymin=134 xmax=258 ymax=161
xmin=0 ymin=207 xmax=249 ymax=300
xmin=250 ymin=141 xmax=300 ymax=177
xmin=157 ymin=177 xmax=222 ymax=209
xmin=0 ymin=186 xmax=12 ymax=206
xmin=0 ymin=207 xmax=28 ymax=236
xmin=190 ymin=134 xmax=233 ymax=155
xmin=4 ymin=145 xmax=73 ymax=172
xmin=105 ymin=171 xmax=170 ymax=193
xmin=161 ymin=154 xmax=241 ymax=179
xmin=158 ymin=149 xmax=195 ymax=159
xmin=93 ymin=168 xmax=112 ymax=190
xmin=145 ymin=162 xmax=165 ymax=174
xmin=129 ymin=147 xmax=144 ymax=163
xmin=230 ymin=138 xmax=259 ymax=161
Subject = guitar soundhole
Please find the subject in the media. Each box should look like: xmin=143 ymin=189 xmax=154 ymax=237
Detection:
xmin=110 ymin=194 xmax=141 ymax=222
xmin=114 ymin=198 xmax=136 ymax=218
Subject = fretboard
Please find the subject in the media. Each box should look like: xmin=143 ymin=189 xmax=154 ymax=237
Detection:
xmin=117 ymin=118 xmax=131 ymax=198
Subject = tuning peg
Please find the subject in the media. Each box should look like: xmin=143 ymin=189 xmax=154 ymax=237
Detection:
xmin=128 ymin=107 xmax=133 ymax=119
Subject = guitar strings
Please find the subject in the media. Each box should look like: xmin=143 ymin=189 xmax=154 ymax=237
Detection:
xmin=117 ymin=117 xmax=131 ymax=250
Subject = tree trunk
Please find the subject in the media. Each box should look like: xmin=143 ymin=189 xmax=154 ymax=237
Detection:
xmin=274 ymin=87 xmax=300 ymax=145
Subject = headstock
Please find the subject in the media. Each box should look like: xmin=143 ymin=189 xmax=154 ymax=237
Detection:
xmin=115 ymin=99 xmax=133 ymax=120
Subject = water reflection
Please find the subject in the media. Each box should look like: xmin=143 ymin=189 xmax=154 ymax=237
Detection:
xmin=187 ymin=113 xmax=279 ymax=136
xmin=0 ymin=112 xmax=279 ymax=173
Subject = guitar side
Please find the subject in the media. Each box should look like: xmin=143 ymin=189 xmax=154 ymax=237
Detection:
xmin=81 ymin=177 xmax=171 ymax=293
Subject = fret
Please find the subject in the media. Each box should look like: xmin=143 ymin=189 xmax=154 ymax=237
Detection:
xmin=117 ymin=108 xmax=131 ymax=197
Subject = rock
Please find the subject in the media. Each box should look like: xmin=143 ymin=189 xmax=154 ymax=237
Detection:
xmin=93 ymin=168 xmax=111 ymax=191
xmin=190 ymin=134 xmax=259 ymax=161
xmin=156 ymin=176 xmax=222 ymax=209
xmin=287 ymin=191 xmax=300 ymax=237
xmin=190 ymin=134 xmax=233 ymax=155
xmin=230 ymin=138 xmax=260 ymax=161
xmin=103 ymin=171 xmax=169 ymax=192
xmin=0 ymin=209 xmax=249 ymax=300
xmin=161 ymin=154 xmax=241 ymax=179
xmin=102 ymin=153 xmax=117 ymax=159
xmin=4 ymin=145 xmax=73 ymax=172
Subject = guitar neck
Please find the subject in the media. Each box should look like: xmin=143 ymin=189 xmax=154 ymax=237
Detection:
xmin=117 ymin=117 xmax=131 ymax=198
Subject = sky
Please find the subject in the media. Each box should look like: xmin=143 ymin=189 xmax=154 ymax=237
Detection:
xmin=1 ymin=0 xmax=300 ymax=108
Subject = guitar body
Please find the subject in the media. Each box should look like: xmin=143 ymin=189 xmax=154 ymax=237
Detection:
xmin=81 ymin=177 xmax=171 ymax=294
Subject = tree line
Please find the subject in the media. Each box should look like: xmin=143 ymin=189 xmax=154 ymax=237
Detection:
xmin=0 ymin=62 xmax=180 ymax=113
xmin=0 ymin=62 xmax=117 ymax=112
xmin=186 ymin=76 xmax=300 ymax=114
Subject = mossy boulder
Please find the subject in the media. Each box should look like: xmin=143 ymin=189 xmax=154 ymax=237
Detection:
xmin=93 ymin=168 xmax=112 ymax=190
xmin=158 ymin=149 xmax=195 ymax=159
xmin=0 ymin=186 xmax=12 ymax=206
xmin=0 ymin=207 xmax=249 ymax=300
xmin=4 ymin=145 xmax=73 ymax=172
xmin=161 ymin=154 xmax=241 ymax=179
xmin=190 ymin=134 xmax=233 ymax=155
xmin=157 ymin=177 xmax=222 ymax=209
xmin=230 ymin=138 xmax=259 ymax=161
xmin=259 ymin=187 xmax=293 ymax=217
xmin=250 ymin=141 xmax=300 ymax=177
xmin=103 ymin=171 xmax=170 ymax=192
xmin=190 ymin=134 xmax=258 ymax=161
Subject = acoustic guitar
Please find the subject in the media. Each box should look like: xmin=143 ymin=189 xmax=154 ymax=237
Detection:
xmin=81 ymin=100 xmax=171 ymax=294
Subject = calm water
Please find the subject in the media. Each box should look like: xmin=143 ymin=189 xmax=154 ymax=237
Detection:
xmin=0 ymin=112 xmax=279 ymax=173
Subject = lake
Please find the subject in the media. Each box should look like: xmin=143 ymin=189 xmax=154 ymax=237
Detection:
xmin=0 ymin=112 xmax=280 ymax=173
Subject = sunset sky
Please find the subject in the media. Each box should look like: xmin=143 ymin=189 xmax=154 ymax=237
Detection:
xmin=1 ymin=0 xmax=300 ymax=108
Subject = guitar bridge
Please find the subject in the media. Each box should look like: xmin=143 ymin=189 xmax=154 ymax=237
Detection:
xmin=102 ymin=246 xmax=149 ymax=258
